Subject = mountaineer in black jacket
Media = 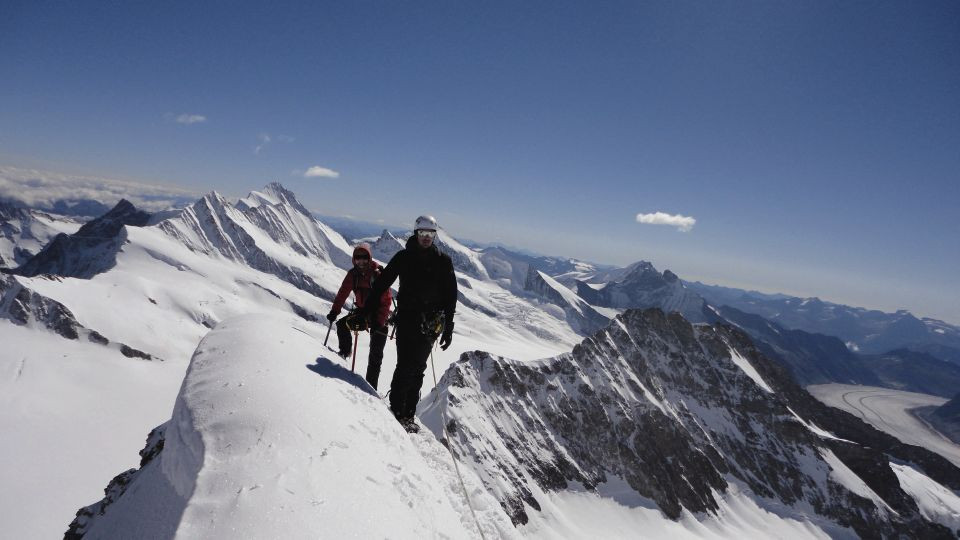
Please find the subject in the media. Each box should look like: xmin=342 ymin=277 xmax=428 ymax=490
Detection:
xmin=360 ymin=215 xmax=457 ymax=432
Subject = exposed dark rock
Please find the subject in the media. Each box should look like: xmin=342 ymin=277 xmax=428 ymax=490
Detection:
xmin=120 ymin=344 xmax=153 ymax=360
xmin=87 ymin=331 xmax=109 ymax=345
xmin=65 ymin=424 xmax=167 ymax=538
xmin=1 ymin=274 xmax=80 ymax=339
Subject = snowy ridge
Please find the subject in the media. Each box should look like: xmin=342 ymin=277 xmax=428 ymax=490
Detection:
xmin=523 ymin=267 xmax=614 ymax=334
xmin=419 ymin=309 xmax=958 ymax=538
xmin=69 ymin=314 xmax=519 ymax=539
xmin=436 ymin=229 xmax=489 ymax=280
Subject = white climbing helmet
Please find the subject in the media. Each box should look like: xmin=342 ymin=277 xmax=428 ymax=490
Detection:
xmin=414 ymin=215 xmax=438 ymax=231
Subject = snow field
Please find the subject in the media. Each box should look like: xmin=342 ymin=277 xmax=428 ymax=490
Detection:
xmin=80 ymin=313 xmax=515 ymax=538
xmin=0 ymin=324 xmax=184 ymax=540
xmin=520 ymin=481 xmax=852 ymax=539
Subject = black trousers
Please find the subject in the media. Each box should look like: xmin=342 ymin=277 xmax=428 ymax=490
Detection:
xmin=336 ymin=320 xmax=389 ymax=390
xmin=390 ymin=317 xmax=436 ymax=419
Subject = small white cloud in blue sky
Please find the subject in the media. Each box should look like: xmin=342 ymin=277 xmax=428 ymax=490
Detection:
xmin=254 ymin=133 xmax=294 ymax=155
xmin=174 ymin=114 xmax=206 ymax=125
xmin=636 ymin=211 xmax=696 ymax=232
xmin=303 ymin=166 xmax=340 ymax=179
xmin=254 ymin=133 xmax=271 ymax=155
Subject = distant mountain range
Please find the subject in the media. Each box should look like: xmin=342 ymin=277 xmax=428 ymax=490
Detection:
xmin=686 ymin=280 xmax=960 ymax=360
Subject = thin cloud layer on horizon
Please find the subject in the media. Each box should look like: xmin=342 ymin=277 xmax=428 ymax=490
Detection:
xmin=0 ymin=166 xmax=198 ymax=212
xmin=636 ymin=211 xmax=697 ymax=232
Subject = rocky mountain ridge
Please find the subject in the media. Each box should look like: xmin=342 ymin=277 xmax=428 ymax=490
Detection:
xmin=421 ymin=308 xmax=960 ymax=538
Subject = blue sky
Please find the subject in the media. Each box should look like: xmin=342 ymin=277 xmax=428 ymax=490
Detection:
xmin=1 ymin=1 xmax=958 ymax=323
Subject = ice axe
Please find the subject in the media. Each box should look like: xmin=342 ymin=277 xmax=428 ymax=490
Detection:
xmin=323 ymin=319 xmax=333 ymax=347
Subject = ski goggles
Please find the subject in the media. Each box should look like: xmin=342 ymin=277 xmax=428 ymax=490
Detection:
xmin=417 ymin=230 xmax=437 ymax=239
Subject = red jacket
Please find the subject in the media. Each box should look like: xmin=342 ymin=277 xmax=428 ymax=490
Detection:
xmin=331 ymin=247 xmax=392 ymax=327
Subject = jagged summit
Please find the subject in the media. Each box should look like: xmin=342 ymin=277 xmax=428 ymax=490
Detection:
xmin=67 ymin=314 xmax=516 ymax=539
xmin=369 ymin=228 xmax=405 ymax=263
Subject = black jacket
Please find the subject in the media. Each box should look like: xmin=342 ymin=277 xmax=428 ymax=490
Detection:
xmin=366 ymin=235 xmax=457 ymax=323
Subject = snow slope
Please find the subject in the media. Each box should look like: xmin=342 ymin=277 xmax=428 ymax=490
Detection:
xmin=69 ymin=314 xmax=518 ymax=539
xmin=0 ymin=324 xmax=183 ymax=540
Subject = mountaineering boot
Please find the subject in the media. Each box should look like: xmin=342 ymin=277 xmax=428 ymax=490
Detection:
xmin=401 ymin=418 xmax=419 ymax=434
xmin=393 ymin=411 xmax=419 ymax=433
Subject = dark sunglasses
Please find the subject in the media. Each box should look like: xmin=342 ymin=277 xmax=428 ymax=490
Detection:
xmin=354 ymin=253 xmax=370 ymax=260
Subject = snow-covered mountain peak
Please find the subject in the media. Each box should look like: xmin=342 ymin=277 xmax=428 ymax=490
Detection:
xmin=237 ymin=182 xmax=312 ymax=217
xmin=68 ymin=314 xmax=517 ymax=539
xmin=75 ymin=199 xmax=151 ymax=237
xmin=160 ymin=184 xmax=353 ymax=274
xmin=576 ymin=260 xmax=713 ymax=323
xmin=13 ymin=199 xmax=152 ymax=278
xmin=370 ymin=228 xmax=405 ymax=263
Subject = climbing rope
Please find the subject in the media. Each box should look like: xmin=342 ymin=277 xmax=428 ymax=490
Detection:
xmin=430 ymin=346 xmax=487 ymax=540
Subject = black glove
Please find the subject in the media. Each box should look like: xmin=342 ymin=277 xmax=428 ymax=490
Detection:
xmin=439 ymin=321 xmax=454 ymax=350
xmin=326 ymin=310 xmax=338 ymax=323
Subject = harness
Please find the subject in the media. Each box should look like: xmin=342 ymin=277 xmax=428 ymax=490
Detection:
xmin=420 ymin=310 xmax=446 ymax=340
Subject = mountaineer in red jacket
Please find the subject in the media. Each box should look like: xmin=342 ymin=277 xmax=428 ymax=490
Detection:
xmin=326 ymin=243 xmax=392 ymax=390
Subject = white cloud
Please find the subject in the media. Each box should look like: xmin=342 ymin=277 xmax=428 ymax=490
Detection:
xmin=303 ymin=166 xmax=340 ymax=179
xmin=636 ymin=211 xmax=697 ymax=232
xmin=254 ymin=133 xmax=271 ymax=155
xmin=0 ymin=165 xmax=198 ymax=213
xmin=175 ymin=114 xmax=207 ymax=125
xmin=253 ymin=133 xmax=294 ymax=155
